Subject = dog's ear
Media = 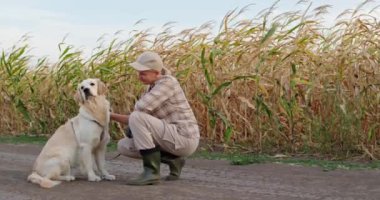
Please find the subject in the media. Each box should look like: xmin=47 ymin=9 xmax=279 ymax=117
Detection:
xmin=74 ymin=88 xmax=84 ymax=104
xmin=97 ymin=79 xmax=107 ymax=95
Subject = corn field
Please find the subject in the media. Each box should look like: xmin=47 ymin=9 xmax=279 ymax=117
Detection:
xmin=1 ymin=1 xmax=380 ymax=158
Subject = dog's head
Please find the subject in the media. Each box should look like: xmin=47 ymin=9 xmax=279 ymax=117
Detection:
xmin=74 ymin=78 xmax=107 ymax=104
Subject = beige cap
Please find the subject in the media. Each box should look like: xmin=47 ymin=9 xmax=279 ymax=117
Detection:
xmin=130 ymin=51 xmax=164 ymax=72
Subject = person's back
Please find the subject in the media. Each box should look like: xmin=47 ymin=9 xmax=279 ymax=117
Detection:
xmin=135 ymin=74 xmax=199 ymax=139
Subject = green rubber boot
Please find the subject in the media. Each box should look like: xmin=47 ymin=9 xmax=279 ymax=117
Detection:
xmin=126 ymin=148 xmax=160 ymax=185
xmin=161 ymin=151 xmax=185 ymax=181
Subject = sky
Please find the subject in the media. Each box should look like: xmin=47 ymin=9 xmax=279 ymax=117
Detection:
xmin=0 ymin=0 xmax=379 ymax=62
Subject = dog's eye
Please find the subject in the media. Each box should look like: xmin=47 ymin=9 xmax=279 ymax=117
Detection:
xmin=81 ymin=86 xmax=84 ymax=90
xmin=90 ymin=83 xmax=95 ymax=86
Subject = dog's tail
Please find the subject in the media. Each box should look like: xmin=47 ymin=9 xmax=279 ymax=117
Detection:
xmin=27 ymin=172 xmax=61 ymax=188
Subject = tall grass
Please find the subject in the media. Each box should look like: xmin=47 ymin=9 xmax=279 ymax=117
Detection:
xmin=1 ymin=1 xmax=379 ymax=158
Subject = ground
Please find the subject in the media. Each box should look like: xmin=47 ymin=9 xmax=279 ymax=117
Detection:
xmin=1 ymin=143 xmax=380 ymax=200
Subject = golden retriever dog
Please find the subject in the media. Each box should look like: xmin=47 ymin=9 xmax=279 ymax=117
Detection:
xmin=27 ymin=78 xmax=115 ymax=188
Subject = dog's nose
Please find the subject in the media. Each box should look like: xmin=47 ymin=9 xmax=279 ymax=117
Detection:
xmin=83 ymin=88 xmax=90 ymax=93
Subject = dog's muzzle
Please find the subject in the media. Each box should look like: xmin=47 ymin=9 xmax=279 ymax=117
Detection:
xmin=83 ymin=88 xmax=92 ymax=99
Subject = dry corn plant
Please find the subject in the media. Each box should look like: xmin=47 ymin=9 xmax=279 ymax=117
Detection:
xmin=1 ymin=1 xmax=379 ymax=159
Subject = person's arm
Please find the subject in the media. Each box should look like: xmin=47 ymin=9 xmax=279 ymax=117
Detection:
xmin=135 ymin=77 xmax=175 ymax=112
xmin=110 ymin=113 xmax=129 ymax=124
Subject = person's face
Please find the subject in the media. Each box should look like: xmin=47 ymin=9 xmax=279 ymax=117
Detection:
xmin=138 ymin=70 xmax=160 ymax=85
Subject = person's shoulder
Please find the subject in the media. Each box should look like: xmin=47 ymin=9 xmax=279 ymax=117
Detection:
xmin=158 ymin=75 xmax=178 ymax=84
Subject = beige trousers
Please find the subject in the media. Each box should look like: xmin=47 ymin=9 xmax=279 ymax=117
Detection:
xmin=117 ymin=111 xmax=199 ymax=158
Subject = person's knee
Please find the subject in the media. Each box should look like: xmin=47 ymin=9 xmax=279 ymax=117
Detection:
xmin=117 ymin=138 xmax=141 ymax=159
xmin=117 ymin=138 xmax=128 ymax=153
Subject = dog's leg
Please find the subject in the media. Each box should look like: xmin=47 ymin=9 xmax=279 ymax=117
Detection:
xmin=58 ymin=161 xmax=75 ymax=181
xmin=79 ymin=143 xmax=101 ymax=181
xmin=95 ymin=123 xmax=115 ymax=180
xmin=94 ymin=145 xmax=115 ymax=180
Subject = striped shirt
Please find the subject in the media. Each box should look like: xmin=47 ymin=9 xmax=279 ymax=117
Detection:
xmin=134 ymin=75 xmax=200 ymax=139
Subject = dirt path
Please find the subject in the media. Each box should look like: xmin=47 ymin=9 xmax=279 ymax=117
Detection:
xmin=1 ymin=143 xmax=380 ymax=200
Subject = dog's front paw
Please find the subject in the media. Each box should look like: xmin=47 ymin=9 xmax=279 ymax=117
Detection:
xmin=88 ymin=175 xmax=101 ymax=182
xmin=102 ymin=174 xmax=116 ymax=181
